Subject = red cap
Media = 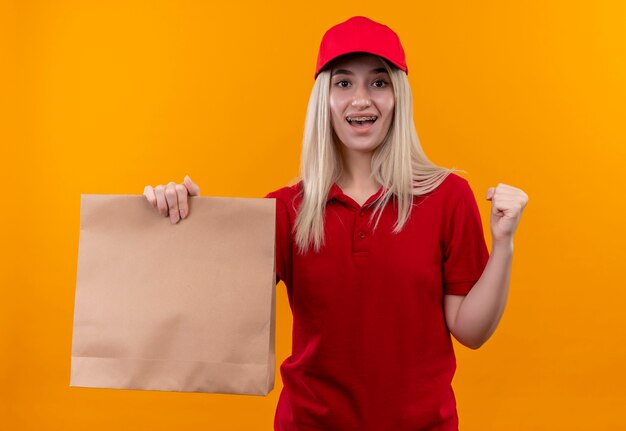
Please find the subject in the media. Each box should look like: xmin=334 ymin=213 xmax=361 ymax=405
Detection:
xmin=314 ymin=16 xmax=408 ymax=79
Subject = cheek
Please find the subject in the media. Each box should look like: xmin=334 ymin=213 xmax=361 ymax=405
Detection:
xmin=379 ymin=98 xmax=395 ymax=129
xmin=328 ymin=98 xmax=341 ymax=121
xmin=380 ymin=116 xmax=394 ymax=136
xmin=329 ymin=99 xmax=349 ymax=131
xmin=329 ymin=111 xmax=342 ymax=131
xmin=373 ymin=92 xmax=395 ymax=115
xmin=382 ymin=95 xmax=395 ymax=116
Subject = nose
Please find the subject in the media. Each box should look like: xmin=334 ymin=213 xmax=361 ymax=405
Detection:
xmin=351 ymin=83 xmax=372 ymax=109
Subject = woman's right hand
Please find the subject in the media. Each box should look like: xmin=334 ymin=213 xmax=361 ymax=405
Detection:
xmin=143 ymin=175 xmax=201 ymax=224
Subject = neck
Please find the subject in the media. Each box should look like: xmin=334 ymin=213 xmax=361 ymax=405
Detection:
xmin=337 ymin=146 xmax=379 ymax=191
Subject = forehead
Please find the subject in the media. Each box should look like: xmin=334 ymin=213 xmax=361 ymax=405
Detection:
xmin=329 ymin=53 xmax=387 ymax=72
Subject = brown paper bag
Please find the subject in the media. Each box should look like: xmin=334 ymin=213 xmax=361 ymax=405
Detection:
xmin=70 ymin=194 xmax=276 ymax=395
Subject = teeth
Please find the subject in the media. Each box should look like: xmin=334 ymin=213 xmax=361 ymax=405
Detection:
xmin=347 ymin=116 xmax=377 ymax=122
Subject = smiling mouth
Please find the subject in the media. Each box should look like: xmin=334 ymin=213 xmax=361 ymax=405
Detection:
xmin=346 ymin=116 xmax=377 ymax=127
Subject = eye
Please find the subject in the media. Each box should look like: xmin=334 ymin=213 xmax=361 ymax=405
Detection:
xmin=372 ymin=79 xmax=389 ymax=88
xmin=335 ymin=80 xmax=350 ymax=88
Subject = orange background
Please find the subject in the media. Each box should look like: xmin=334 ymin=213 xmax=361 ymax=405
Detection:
xmin=2 ymin=1 xmax=626 ymax=430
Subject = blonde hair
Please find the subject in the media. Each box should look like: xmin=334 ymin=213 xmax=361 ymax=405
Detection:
xmin=292 ymin=58 xmax=464 ymax=255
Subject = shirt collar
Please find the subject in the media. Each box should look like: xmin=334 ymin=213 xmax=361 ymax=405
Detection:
xmin=326 ymin=182 xmax=386 ymax=208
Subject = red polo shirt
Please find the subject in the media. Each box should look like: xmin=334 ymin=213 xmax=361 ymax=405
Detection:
xmin=264 ymin=173 xmax=489 ymax=431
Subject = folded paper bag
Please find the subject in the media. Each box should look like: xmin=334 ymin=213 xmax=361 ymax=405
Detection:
xmin=70 ymin=194 xmax=276 ymax=395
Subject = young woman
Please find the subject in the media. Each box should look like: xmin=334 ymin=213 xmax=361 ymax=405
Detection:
xmin=144 ymin=16 xmax=528 ymax=431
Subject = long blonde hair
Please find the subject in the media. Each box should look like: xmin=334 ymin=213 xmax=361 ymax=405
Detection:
xmin=292 ymin=58 xmax=463 ymax=255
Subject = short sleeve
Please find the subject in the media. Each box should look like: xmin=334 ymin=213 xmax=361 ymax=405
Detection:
xmin=264 ymin=191 xmax=292 ymax=287
xmin=442 ymin=179 xmax=490 ymax=295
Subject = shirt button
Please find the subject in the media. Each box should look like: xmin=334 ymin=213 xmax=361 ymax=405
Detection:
xmin=359 ymin=231 xmax=366 ymax=239
xmin=359 ymin=210 xmax=364 ymax=217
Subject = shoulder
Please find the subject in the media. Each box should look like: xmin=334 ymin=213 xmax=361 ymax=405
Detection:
xmin=437 ymin=172 xmax=476 ymax=201
xmin=428 ymin=172 xmax=478 ymax=215
xmin=264 ymin=180 xmax=302 ymax=200
xmin=264 ymin=181 xmax=303 ymax=214
xmin=439 ymin=172 xmax=471 ymax=192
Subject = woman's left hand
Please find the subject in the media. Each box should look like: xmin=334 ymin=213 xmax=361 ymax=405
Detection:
xmin=485 ymin=183 xmax=529 ymax=244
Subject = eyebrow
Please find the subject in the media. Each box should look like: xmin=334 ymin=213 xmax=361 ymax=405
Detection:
xmin=331 ymin=67 xmax=388 ymax=77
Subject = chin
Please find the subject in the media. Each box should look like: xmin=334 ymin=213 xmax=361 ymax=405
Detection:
xmin=341 ymin=141 xmax=384 ymax=153
xmin=333 ymin=130 xmax=387 ymax=154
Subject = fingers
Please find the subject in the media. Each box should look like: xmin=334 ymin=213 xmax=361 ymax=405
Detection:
xmin=175 ymin=184 xmax=189 ymax=219
xmin=143 ymin=185 xmax=157 ymax=208
xmin=485 ymin=187 xmax=495 ymax=200
xmin=183 ymin=175 xmax=201 ymax=196
xmin=154 ymin=185 xmax=169 ymax=217
xmin=143 ymin=175 xmax=200 ymax=224
xmin=165 ymin=182 xmax=180 ymax=224
xmin=486 ymin=183 xmax=529 ymax=217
